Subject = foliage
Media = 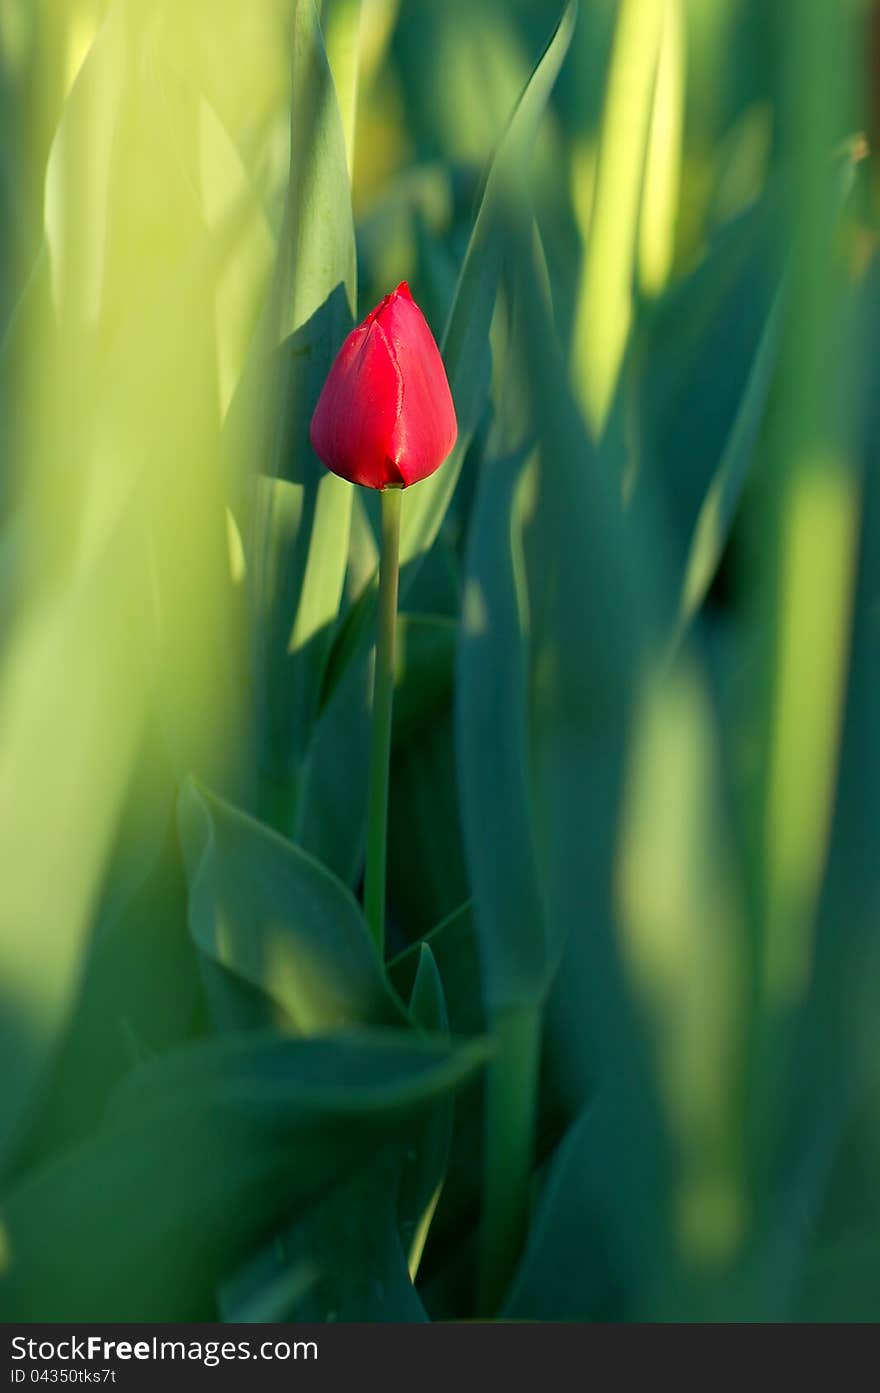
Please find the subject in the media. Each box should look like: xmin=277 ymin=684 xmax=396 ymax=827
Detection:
xmin=0 ymin=0 xmax=878 ymax=1322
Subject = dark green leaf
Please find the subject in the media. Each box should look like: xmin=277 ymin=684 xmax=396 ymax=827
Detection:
xmin=0 ymin=1028 xmax=488 ymax=1321
xmin=456 ymin=443 xmax=547 ymax=1011
xmin=179 ymin=779 xmax=407 ymax=1032
xmin=399 ymin=946 xmax=452 ymax=1277
xmin=222 ymin=1159 xmax=427 ymax=1323
xmin=224 ymin=0 xmax=357 ymax=828
xmin=388 ymin=902 xmax=484 ymax=1038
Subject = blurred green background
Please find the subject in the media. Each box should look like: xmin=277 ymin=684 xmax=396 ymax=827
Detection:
xmin=0 ymin=0 xmax=878 ymax=1322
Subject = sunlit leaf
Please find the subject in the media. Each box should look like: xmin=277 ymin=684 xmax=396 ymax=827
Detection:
xmin=179 ymin=779 xmax=407 ymax=1033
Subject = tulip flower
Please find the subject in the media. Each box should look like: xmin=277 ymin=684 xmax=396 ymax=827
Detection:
xmin=310 ymin=284 xmax=456 ymax=955
xmin=309 ymin=281 xmax=457 ymax=490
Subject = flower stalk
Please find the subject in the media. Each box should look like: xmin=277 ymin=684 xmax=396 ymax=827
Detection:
xmin=363 ymin=484 xmax=403 ymax=956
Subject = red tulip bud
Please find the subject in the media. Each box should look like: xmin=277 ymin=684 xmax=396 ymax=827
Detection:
xmin=309 ymin=282 xmax=458 ymax=489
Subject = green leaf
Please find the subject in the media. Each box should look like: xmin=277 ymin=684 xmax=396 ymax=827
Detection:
xmin=7 ymin=770 xmax=194 ymax=1175
xmin=293 ymin=638 xmax=374 ymax=886
xmin=388 ymin=902 xmax=484 ymax=1038
xmin=454 ymin=210 xmax=643 ymax=1016
xmin=763 ymin=265 xmax=880 ymax=1299
xmin=0 ymin=0 xmax=282 ymax=1176
xmin=629 ymin=189 xmax=784 ymax=609
xmin=389 ymin=908 xmax=486 ymax=1288
xmin=742 ymin=122 xmax=865 ymax=1184
xmin=321 ymin=0 xmax=365 ymax=174
xmin=675 ymin=280 xmax=786 ymax=637
xmin=0 ymin=1028 xmax=488 ymax=1320
xmin=799 ymin=1235 xmax=880 ymax=1321
xmin=388 ymin=705 xmax=469 ymax=942
xmin=401 ymin=535 xmax=462 ymax=618
xmin=0 ymin=534 xmax=150 ymax=1178
xmin=293 ymin=612 xmax=459 ymax=892
xmin=611 ymin=660 xmax=750 ymax=1278
xmin=502 ymin=1105 xmax=611 ymax=1320
xmin=456 ymin=444 xmax=548 ymax=1011
xmin=637 ymin=0 xmax=686 ymax=299
xmin=278 ymin=0 xmax=357 ymax=343
xmin=220 ymin=1250 xmax=321 ymax=1324
xmin=179 ymin=779 xmax=407 ymax=1033
xmin=408 ymin=943 xmax=449 ymax=1036
xmin=466 ymin=221 xmax=671 ymax=1305
xmin=648 ymin=147 xmax=859 ymax=642
xmin=572 ymin=0 xmax=667 ymax=431
xmin=248 ymin=427 xmax=351 ymax=786
xmin=392 ymin=614 xmax=457 ymax=747
xmin=225 ymin=0 xmax=357 ymax=827
xmin=222 ymin=1156 xmax=427 ymax=1323
xmin=399 ymin=946 xmax=452 ymax=1278
xmin=503 ymin=1097 xmax=668 ymax=1321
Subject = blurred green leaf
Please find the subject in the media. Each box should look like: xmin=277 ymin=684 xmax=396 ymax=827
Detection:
xmin=392 ymin=614 xmax=456 ymax=747
xmin=761 ymin=264 xmax=880 ymax=1311
xmin=293 ymin=611 xmax=459 ymax=895
xmin=480 ymin=218 xmax=674 ymax=1308
xmin=675 ymin=280 xmax=786 ymax=638
xmin=572 ymin=0 xmax=666 ymax=431
xmin=400 ymin=538 xmax=461 ymax=619
xmin=455 ymin=201 xmax=645 ymax=1016
xmin=344 ymin=490 xmax=380 ymax=605
xmin=0 ymin=0 xmax=283 ymax=1174
xmin=293 ymin=635 xmax=374 ymax=886
xmin=643 ymin=146 xmax=861 ymax=644
xmin=225 ymin=0 xmax=357 ymax=830
xmin=399 ymin=945 xmax=452 ymax=1278
xmin=218 ymin=940 xmax=451 ymax=1326
xmin=799 ymin=1234 xmax=880 ymax=1322
xmin=321 ymin=0 xmax=364 ymax=175
xmin=613 ymin=659 xmax=750 ymax=1279
xmin=503 ymin=1103 xmax=621 ymax=1320
xmin=179 ymin=778 xmax=407 ymax=1034
xmin=456 ymin=444 xmax=547 ymax=1011
xmin=629 ymin=190 xmax=783 ymax=612
xmin=389 ymin=904 xmax=485 ymax=1296
xmin=0 ymin=1028 xmax=488 ymax=1320
xmin=228 ymin=1161 xmax=428 ymax=1323
xmin=220 ymin=1250 xmax=321 ymax=1323
xmin=637 ymin=0 xmax=685 ymax=299
xmin=388 ymin=901 xmax=484 ymax=1038
xmin=388 ymin=705 xmax=469 ymax=945
xmin=744 ymin=7 xmax=862 ymax=1193
xmin=394 ymin=0 xmax=531 ymax=169
xmin=0 ymin=528 xmax=150 ymax=1177
xmin=7 ymin=777 xmax=195 ymax=1176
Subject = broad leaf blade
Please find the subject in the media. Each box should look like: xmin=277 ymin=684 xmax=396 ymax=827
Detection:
xmin=179 ymin=779 xmax=406 ymax=1032
xmin=0 ymin=1029 xmax=488 ymax=1320
xmin=399 ymin=946 xmax=452 ymax=1278
xmin=227 ymin=0 xmax=357 ymax=828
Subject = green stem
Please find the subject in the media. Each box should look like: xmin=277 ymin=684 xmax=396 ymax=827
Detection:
xmin=363 ymin=484 xmax=402 ymax=956
xmin=479 ymin=1003 xmax=543 ymax=1315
